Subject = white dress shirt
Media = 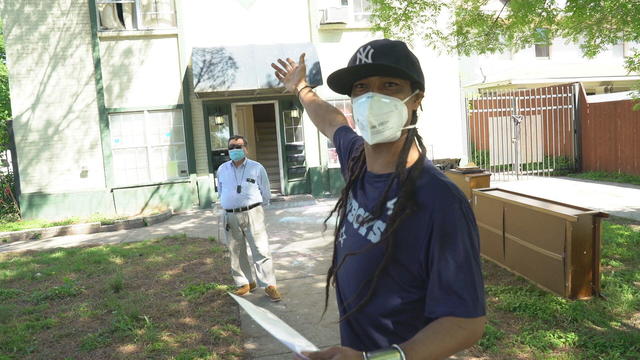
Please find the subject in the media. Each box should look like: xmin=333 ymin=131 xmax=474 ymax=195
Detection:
xmin=216 ymin=158 xmax=271 ymax=210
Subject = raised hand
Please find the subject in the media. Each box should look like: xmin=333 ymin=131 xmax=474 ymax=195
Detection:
xmin=271 ymin=53 xmax=307 ymax=94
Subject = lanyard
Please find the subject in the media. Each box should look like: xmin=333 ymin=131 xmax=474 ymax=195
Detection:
xmin=233 ymin=161 xmax=247 ymax=194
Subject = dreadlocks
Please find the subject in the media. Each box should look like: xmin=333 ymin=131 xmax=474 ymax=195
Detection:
xmin=322 ymin=95 xmax=429 ymax=321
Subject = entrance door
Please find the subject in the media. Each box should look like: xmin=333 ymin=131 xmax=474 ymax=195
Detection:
xmin=232 ymin=103 xmax=282 ymax=194
xmin=233 ymin=105 xmax=257 ymax=160
xmin=253 ymin=104 xmax=281 ymax=194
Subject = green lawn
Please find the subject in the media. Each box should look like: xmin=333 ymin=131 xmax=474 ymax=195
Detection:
xmin=470 ymin=219 xmax=640 ymax=359
xmin=0 ymin=214 xmax=131 ymax=233
xmin=567 ymin=171 xmax=640 ymax=187
xmin=0 ymin=235 xmax=243 ymax=360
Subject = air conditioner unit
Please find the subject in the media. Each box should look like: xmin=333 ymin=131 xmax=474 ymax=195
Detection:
xmin=320 ymin=6 xmax=349 ymax=24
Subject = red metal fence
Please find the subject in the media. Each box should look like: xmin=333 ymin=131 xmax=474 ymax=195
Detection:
xmin=466 ymin=84 xmax=577 ymax=180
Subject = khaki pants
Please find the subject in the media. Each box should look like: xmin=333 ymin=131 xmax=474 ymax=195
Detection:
xmin=224 ymin=205 xmax=276 ymax=287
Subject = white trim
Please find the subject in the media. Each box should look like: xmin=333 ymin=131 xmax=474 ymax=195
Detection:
xmin=464 ymin=76 xmax=640 ymax=89
xmin=230 ymin=100 xmax=285 ymax=194
xmin=586 ymin=91 xmax=636 ymax=103
xmin=274 ymin=102 xmax=285 ymax=194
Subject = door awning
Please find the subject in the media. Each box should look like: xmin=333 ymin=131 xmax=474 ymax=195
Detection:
xmin=192 ymin=43 xmax=323 ymax=97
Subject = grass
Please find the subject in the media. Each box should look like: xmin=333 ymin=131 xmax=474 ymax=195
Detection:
xmin=2 ymin=213 xmax=638 ymax=359
xmin=0 ymin=236 xmax=243 ymax=359
xmin=0 ymin=207 xmax=171 ymax=233
xmin=567 ymin=171 xmax=640 ymax=186
xmin=468 ymin=219 xmax=640 ymax=359
xmin=0 ymin=214 xmax=131 ymax=233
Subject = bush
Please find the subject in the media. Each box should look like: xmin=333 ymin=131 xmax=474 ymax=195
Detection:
xmin=0 ymin=171 xmax=19 ymax=222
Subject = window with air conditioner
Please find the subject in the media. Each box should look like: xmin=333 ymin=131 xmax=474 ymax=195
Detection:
xmin=320 ymin=0 xmax=372 ymax=25
xmin=96 ymin=0 xmax=177 ymax=31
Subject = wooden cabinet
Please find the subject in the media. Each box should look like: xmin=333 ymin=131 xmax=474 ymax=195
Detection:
xmin=473 ymin=188 xmax=608 ymax=299
xmin=445 ymin=170 xmax=491 ymax=200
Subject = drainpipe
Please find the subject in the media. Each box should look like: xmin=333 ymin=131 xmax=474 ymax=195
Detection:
xmin=307 ymin=0 xmax=314 ymax=42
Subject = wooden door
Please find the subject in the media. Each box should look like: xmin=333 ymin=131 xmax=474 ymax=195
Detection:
xmin=233 ymin=105 xmax=257 ymax=161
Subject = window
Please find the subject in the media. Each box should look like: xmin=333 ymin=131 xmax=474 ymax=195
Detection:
xmin=109 ymin=109 xmax=188 ymax=186
xmin=283 ymin=110 xmax=306 ymax=180
xmin=534 ymin=28 xmax=550 ymax=59
xmin=623 ymin=41 xmax=639 ymax=58
xmin=329 ymin=0 xmax=371 ymax=23
xmin=351 ymin=0 xmax=372 ymax=22
xmin=326 ymin=99 xmax=355 ymax=168
xmin=209 ymin=115 xmax=230 ymax=150
xmin=283 ymin=110 xmax=304 ymax=144
xmin=96 ymin=0 xmax=176 ymax=31
xmin=535 ymin=44 xmax=550 ymax=59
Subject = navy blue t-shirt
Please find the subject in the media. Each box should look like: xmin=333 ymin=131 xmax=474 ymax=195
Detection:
xmin=332 ymin=125 xmax=486 ymax=352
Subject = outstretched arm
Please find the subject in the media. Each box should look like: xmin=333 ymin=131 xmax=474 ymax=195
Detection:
xmin=271 ymin=54 xmax=348 ymax=141
xmin=302 ymin=315 xmax=485 ymax=360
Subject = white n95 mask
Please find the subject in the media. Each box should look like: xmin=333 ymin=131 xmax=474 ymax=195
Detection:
xmin=352 ymin=90 xmax=419 ymax=145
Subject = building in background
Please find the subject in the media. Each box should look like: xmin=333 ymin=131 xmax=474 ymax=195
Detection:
xmin=0 ymin=0 xmax=469 ymax=219
xmin=460 ymin=29 xmax=639 ymax=94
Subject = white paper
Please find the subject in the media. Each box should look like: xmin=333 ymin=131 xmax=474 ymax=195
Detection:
xmin=228 ymin=293 xmax=318 ymax=358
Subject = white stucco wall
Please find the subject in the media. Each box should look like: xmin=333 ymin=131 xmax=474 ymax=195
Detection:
xmin=1 ymin=0 xmax=106 ymax=193
xmin=413 ymin=47 xmax=466 ymax=161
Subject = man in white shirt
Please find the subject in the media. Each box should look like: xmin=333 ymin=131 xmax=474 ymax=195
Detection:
xmin=216 ymin=135 xmax=281 ymax=301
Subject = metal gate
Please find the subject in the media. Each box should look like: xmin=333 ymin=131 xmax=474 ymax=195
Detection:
xmin=465 ymin=84 xmax=579 ymax=181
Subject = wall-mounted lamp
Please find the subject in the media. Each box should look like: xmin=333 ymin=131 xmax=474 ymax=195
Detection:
xmin=209 ymin=107 xmax=226 ymax=125
xmin=289 ymin=102 xmax=300 ymax=118
xmin=214 ymin=114 xmax=226 ymax=125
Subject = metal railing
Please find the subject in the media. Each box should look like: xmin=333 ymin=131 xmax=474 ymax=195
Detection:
xmin=465 ymin=84 xmax=578 ymax=181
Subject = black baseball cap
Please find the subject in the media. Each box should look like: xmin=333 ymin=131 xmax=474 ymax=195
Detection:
xmin=327 ymin=39 xmax=425 ymax=95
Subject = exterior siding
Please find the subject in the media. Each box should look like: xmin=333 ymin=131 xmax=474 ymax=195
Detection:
xmin=1 ymin=0 xmax=106 ymax=194
xmin=100 ymin=35 xmax=182 ymax=108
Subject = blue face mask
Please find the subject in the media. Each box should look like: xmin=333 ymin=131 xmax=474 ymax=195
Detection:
xmin=229 ymin=149 xmax=246 ymax=161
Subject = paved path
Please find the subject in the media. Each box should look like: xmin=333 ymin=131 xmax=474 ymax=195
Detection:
xmin=494 ymin=176 xmax=640 ymax=221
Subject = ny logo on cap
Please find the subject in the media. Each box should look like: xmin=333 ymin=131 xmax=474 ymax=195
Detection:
xmin=356 ymin=45 xmax=374 ymax=64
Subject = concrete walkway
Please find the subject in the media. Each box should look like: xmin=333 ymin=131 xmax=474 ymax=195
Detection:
xmin=1 ymin=176 xmax=638 ymax=359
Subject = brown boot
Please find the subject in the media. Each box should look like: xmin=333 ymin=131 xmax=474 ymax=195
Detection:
xmin=234 ymin=282 xmax=257 ymax=296
xmin=265 ymin=285 xmax=282 ymax=302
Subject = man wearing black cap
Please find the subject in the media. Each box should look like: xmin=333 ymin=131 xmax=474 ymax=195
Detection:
xmin=272 ymin=39 xmax=486 ymax=360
